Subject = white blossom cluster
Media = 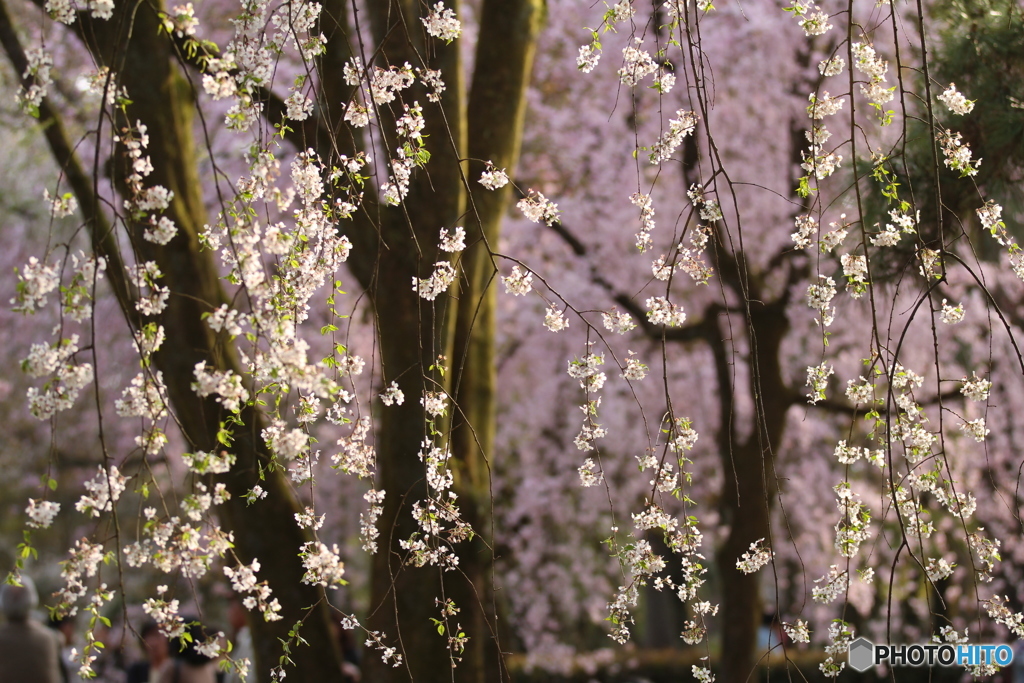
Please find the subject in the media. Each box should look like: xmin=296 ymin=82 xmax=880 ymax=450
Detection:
xmin=812 ymin=565 xmax=848 ymax=604
xmin=645 ymin=296 xmax=686 ymax=326
xmin=833 ymin=483 xmax=871 ymax=557
xmin=578 ymin=458 xmax=603 ymax=487
xmin=115 ymin=371 xmax=169 ymax=421
xmin=414 ymin=261 xmax=457 ymax=300
xmin=25 ymin=498 xmax=61 ymax=529
xmin=79 ymin=66 xmax=125 ymax=105
xmin=299 ymin=541 xmax=347 ymax=587
xmin=926 ymin=556 xmax=956 ymax=582
xmin=544 ymin=304 xmax=569 ymax=332
xmin=940 ymin=299 xmax=965 ymax=324
xmin=400 ymin=504 xmax=463 ymax=570
xmin=517 ymin=190 xmax=560 ymax=225
xmin=128 ymin=261 xmax=170 ymax=316
xmin=421 ymin=2 xmax=461 ymax=42
xmin=960 ymin=417 xmax=989 ymax=442
xmin=784 ymin=620 xmax=811 ymax=644
xmin=17 ymin=47 xmax=54 ymax=113
xmin=224 ymin=560 xmax=283 ymax=621
xmin=360 ymin=489 xmax=385 ymax=553
xmin=333 ymin=416 xmax=377 ymax=478
xmin=818 ymin=56 xmax=845 ymax=77
xmin=791 ymin=214 xmax=817 ymax=249
xmin=55 ymin=539 xmax=106 ymax=615
xmin=119 ymin=121 xmax=178 ymax=244
xmin=381 ymin=103 xmax=427 ymax=205
xmin=367 ymin=62 xmax=415 ymax=105
xmin=143 ymin=593 xmax=186 ymax=640
xmin=938 ymin=83 xmax=974 ymax=115
xmin=164 ymin=3 xmax=199 ymax=37
xmin=181 ymin=450 xmax=235 ymax=475
xmin=270 ymin=0 xmax=325 ymax=60
xmin=602 ymin=308 xmax=636 ymax=334
xmin=284 ymin=91 xmax=314 ymax=121
xmin=618 ymin=39 xmax=658 ymax=86
xmin=806 ymin=275 xmax=836 ymax=327
xmin=801 ymin=126 xmax=841 ymax=181
xmin=567 ymin=352 xmax=607 ymax=392
xmin=132 ymin=324 xmax=165 ymax=364
xmin=806 ymin=92 xmax=845 ymax=120
xmin=502 ymin=265 xmax=534 ymax=296
xmin=820 ymin=216 xmax=849 ymax=252
xmin=805 ymin=362 xmax=833 ymax=404
xmin=984 ymin=597 xmax=1024 ymax=639
xmin=621 ymin=351 xmax=647 ymax=381
xmin=478 ymin=162 xmax=509 ymax=190
xmin=871 ymin=208 xmax=918 ymax=246
xmin=262 ymin=420 xmax=310 ymax=462
xmin=192 ymin=361 xmax=250 ymax=412
xmin=961 ymin=372 xmax=992 ymax=401
xmin=787 ymin=1 xmax=833 ymax=36
xmin=969 ymin=531 xmax=1001 ymax=582
xmin=649 ymin=109 xmax=697 ymax=164
xmin=801 ymin=146 xmax=843 ymax=180
xmin=693 ymin=665 xmax=715 ymax=683
xmin=357 ymin=625 xmax=404 ymax=668
xmin=577 ymin=39 xmax=601 ymax=74
xmin=417 ymin=67 xmax=446 ymax=103
xmin=834 ymin=440 xmax=883 ymax=467
xmin=123 ymin=506 xmax=233 ymax=578
xmin=852 ymin=42 xmax=893 ymax=108
xmin=845 ymin=376 xmax=873 ymax=404
xmin=420 ymin=443 xmax=454 ymax=494
xmin=631 ymin=192 xmax=656 ymax=252
xmin=937 ymin=129 xmax=981 ymax=177
xmin=840 ymin=253 xmax=868 ymax=298
xmin=22 ymin=335 xmax=94 ymax=420
xmin=821 ymin=621 xmax=854 ymax=678
xmin=380 ymin=381 xmax=405 ymax=406
xmin=918 ymin=246 xmax=942 ymax=279
xmin=890 ymin=483 xmax=934 ymax=537
xmin=44 ymin=0 xmax=76 ymax=24
xmin=420 ymin=391 xmax=448 ymax=417
xmin=668 ymin=416 xmax=698 ymax=453
xmin=438 ymin=227 xmax=466 ymax=253
xmin=44 ymin=188 xmax=77 ymax=218
xmin=11 ymin=256 xmax=59 ymax=313
xmin=977 ymin=199 xmax=1003 ymax=235
xmin=735 ymin=539 xmax=773 ymax=574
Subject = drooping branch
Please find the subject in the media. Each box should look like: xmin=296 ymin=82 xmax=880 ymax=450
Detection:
xmin=541 ymin=213 xmax=714 ymax=344
xmin=0 ymin=0 xmax=133 ymax=313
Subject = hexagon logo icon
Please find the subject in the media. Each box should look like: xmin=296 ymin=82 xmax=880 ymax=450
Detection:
xmin=848 ymin=637 xmax=875 ymax=672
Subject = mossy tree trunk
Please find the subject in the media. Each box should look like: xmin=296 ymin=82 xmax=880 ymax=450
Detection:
xmin=4 ymin=0 xmax=543 ymax=680
xmin=1 ymin=0 xmax=346 ymax=680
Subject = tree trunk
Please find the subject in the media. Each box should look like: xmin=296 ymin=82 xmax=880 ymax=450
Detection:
xmin=448 ymin=1 xmax=544 ymax=680
xmin=6 ymin=0 xmax=544 ymax=678
xmin=714 ymin=302 xmax=790 ymax=683
xmin=1 ymin=2 xmax=347 ymax=679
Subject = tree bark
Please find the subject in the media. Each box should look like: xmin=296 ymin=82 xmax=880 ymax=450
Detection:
xmin=713 ymin=301 xmax=789 ymax=683
xmin=5 ymin=0 xmax=545 ymax=679
xmin=0 ymin=3 xmax=346 ymax=680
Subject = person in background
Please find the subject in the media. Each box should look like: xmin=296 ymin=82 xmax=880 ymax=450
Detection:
xmin=155 ymin=620 xmax=217 ymax=683
xmin=126 ymin=621 xmax=170 ymax=683
xmin=48 ymin=613 xmax=77 ymax=675
xmin=0 ymin=575 xmax=67 ymax=683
